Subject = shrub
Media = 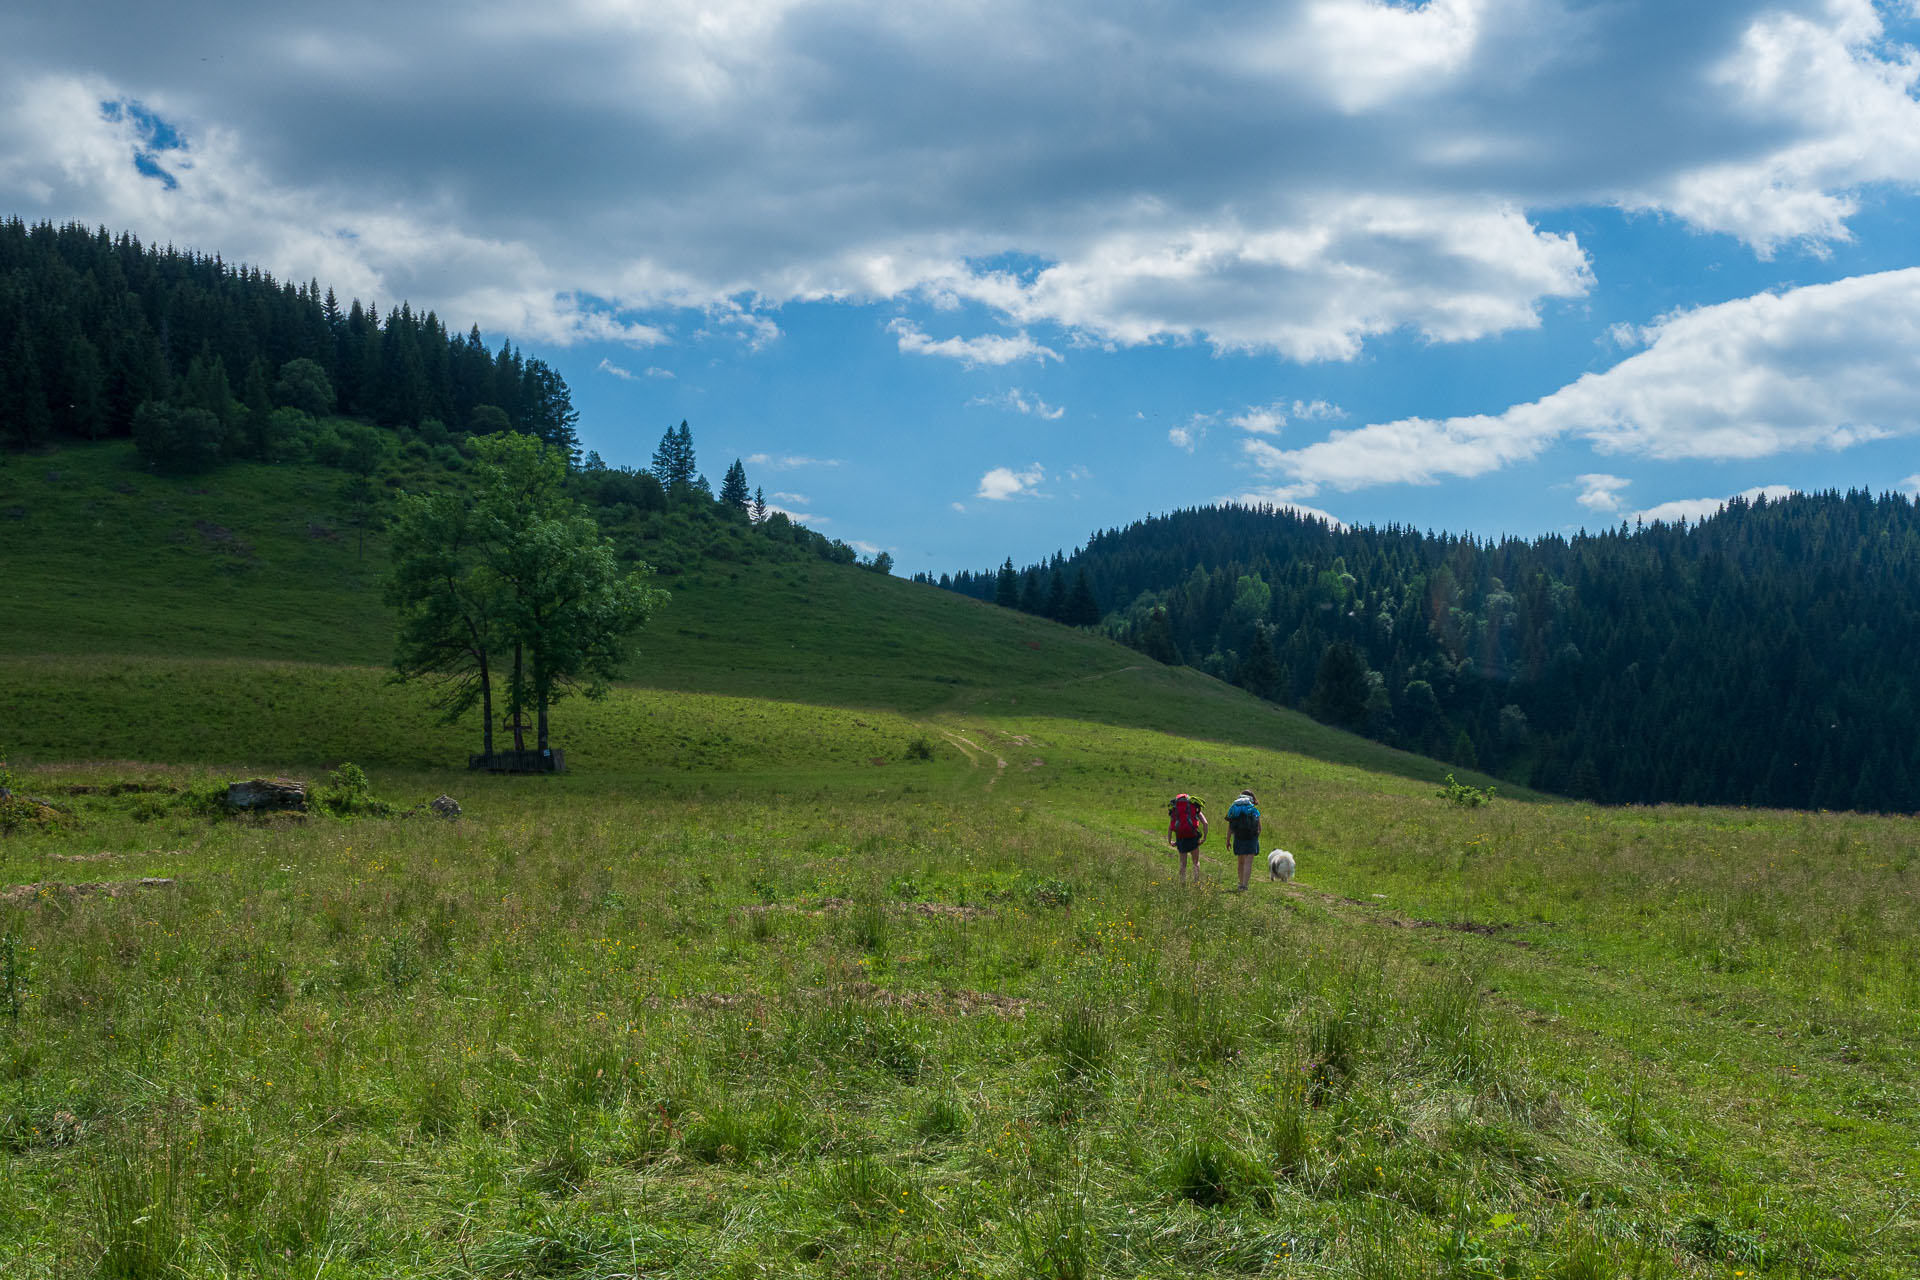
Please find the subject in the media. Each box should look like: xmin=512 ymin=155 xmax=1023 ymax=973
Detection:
xmin=132 ymin=400 xmax=224 ymax=473
xmin=904 ymin=735 xmax=935 ymax=761
xmin=1438 ymin=773 xmax=1496 ymax=807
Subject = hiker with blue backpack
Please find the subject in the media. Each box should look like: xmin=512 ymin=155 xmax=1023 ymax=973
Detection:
xmin=1166 ymin=793 xmax=1208 ymax=883
xmin=1225 ymin=790 xmax=1261 ymax=891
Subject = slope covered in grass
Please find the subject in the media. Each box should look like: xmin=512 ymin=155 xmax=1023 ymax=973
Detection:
xmin=0 ymin=441 xmax=1506 ymax=790
xmin=6 ymin=440 xmax=1915 ymax=1276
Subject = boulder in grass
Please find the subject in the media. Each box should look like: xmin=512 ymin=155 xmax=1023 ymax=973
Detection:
xmin=226 ymin=777 xmax=307 ymax=814
xmin=429 ymin=794 xmax=461 ymax=819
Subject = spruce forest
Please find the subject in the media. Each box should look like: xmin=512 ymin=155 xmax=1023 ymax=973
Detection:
xmin=0 ymin=218 xmax=580 ymax=462
xmin=935 ymin=499 xmax=1920 ymax=814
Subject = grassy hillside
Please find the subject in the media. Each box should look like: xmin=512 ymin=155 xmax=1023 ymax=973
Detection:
xmin=2 ymin=441 xmax=1916 ymax=1277
xmin=0 ymin=441 xmax=1502 ymax=787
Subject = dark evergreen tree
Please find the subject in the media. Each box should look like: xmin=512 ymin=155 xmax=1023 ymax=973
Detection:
xmin=1239 ymin=623 xmax=1280 ymax=699
xmin=1307 ymin=641 xmax=1369 ymax=729
xmin=1063 ymin=568 xmax=1101 ymax=627
xmin=995 ymin=558 xmax=1019 ymax=608
xmin=650 ymin=420 xmax=697 ymax=493
xmin=720 ymin=459 xmax=751 ymax=511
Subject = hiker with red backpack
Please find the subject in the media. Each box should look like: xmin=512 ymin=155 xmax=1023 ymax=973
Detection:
xmin=1166 ymin=793 xmax=1209 ymax=883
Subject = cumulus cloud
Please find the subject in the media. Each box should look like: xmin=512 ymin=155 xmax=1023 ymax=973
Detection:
xmin=977 ymin=464 xmax=1046 ymax=501
xmin=598 ymin=358 xmax=638 ymax=380
xmin=971 ymin=387 xmax=1065 ymax=419
xmin=1574 ymin=473 xmax=1631 ymax=513
xmin=7 ymin=2 xmax=1915 ymax=360
xmin=890 ymin=319 xmax=1059 ymax=367
xmin=1897 ymin=473 xmax=1920 ymax=496
xmin=1249 ymin=268 xmax=1920 ymax=493
xmin=1631 ymin=485 xmax=1796 ymax=526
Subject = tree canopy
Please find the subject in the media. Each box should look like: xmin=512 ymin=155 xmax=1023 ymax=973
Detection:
xmin=387 ymin=434 xmax=665 ymax=760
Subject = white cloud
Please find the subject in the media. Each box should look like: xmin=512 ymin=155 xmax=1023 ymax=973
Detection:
xmin=1230 ymin=399 xmax=1340 ymax=435
xmin=977 ymin=464 xmax=1046 ymax=501
xmin=1249 ymin=268 xmax=1920 ymax=493
xmin=1899 ymin=473 xmax=1920 ymax=496
xmin=1291 ymin=399 xmax=1344 ymax=421
xmin=0 ymin=75 xmax=673 ymax=349
xmin=1231 ymin=403 xmax=1288 ymax=435
xmin=644 ymin=366 xmax=675 ymax=378
xmin=5 ymin=2 xmax=1920 ymax=363
xmin=765 ymin=503 xmax=825 ymax=525
xmin=1169 ymin=426 xmax=1197 ymax=453
xmin=1223 ymin=487 xmax=1350 ymax=529
xmin=850 ymin=539 xmax=883 ymax=556
xmin=971 ymin=387 xmax=1065 ymax=419
xmin=771 ymin=490 xmax=810 ymax=505
xmin=744 ymin=454 xmax=842 ymax=470
xmin=1620 ymin=5 xmax=1920 ymax=254
xmin=1574 ymin=473 xmax=1631 ymax=513
xmin=1630 ymin=485 xmax=1796 ymax=526
xmin=598 ymin=358 xmax=637 ymax=380
xmin=935 ymin=198 xmax=1592 ymax=359
xmin=890 ymin=319 xmax=1060 ymax=367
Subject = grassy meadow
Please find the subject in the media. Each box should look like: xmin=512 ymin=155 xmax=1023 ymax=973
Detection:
xmin=2 ymin=443 xmax=1917 ymax=1277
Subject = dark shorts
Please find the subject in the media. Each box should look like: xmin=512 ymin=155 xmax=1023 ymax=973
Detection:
xmin=1233 ymin=836 xmax=1260 ymax=857
xmin=1174 ymin=835 xmax=1201 ymax=854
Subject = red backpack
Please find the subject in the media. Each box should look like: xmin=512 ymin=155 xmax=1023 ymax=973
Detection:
xmin=1168 ymin=794 xmax=1203 ymax=838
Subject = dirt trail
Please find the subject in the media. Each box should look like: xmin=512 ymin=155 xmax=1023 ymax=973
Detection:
xmin=941 ymin=732 xmax=1009 ymax=790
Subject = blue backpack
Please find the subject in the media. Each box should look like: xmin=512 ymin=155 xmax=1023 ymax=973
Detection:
xmin=1226 ymin=797 xmax=1260 ymax=838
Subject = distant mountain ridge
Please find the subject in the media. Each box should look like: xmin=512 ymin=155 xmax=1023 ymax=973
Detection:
xmin=938 ymin=495 xmax=1920 ymax=813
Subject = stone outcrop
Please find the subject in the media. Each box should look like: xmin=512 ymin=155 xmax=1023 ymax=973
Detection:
xmin=226 ymin=777 xmax=307 ymax=814
xmin=429 ymin=794 xmax=461 ymax=819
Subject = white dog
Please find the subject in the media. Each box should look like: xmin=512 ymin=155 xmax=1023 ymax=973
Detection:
xmin=1267 ymin=849 xmax=1296 ymax=882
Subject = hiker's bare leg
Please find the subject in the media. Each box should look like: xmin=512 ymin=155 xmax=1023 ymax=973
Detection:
xmin=1237 ymin=853 xmax=1253 ymax=890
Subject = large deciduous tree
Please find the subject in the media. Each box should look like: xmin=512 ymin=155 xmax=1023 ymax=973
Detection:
xmin=387 ymin=434 xmax=666 ymax=760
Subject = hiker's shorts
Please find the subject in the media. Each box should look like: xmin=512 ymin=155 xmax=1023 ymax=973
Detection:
xmin=1233 ymin=836 xmax=1260 ymax=858
xmin=1175 ymin=836 xmax=1201 ymax=854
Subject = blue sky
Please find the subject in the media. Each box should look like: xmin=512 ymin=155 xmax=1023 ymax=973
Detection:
xmin=4 ymin=1 xmax=1919 ymax=572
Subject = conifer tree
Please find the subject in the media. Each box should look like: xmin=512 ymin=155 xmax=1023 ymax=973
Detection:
xmin=994 ymin=558 xmax=1019 ymax=608
xmin=720 ymin=458 xmax=751 ymax=511
xmin=1063 ymin=568 xmax=1101 ymax=627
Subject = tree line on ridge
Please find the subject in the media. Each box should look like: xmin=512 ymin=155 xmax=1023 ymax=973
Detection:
xmin=940 ymin=497 xmax=1920 ymax=814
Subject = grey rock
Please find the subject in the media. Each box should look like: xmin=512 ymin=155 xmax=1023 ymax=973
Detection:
xmin=429 ymin=794 xmax=461 ymax=819
xmin=226 ymin=777 xmax=307 ymax=813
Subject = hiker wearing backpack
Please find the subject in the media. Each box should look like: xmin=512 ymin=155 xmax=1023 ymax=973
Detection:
xmin=1166 ymin=793 xmax=1208 ymax=883
xmin=1225 ymin=790 xmax=1262 ymax=891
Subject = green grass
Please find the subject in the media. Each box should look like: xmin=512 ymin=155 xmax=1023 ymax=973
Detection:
xmin=2 ymin=440 xmax=1917 ymax=1276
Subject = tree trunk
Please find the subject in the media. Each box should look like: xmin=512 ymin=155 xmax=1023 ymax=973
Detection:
xmin=537 ymin=685 xmax=550 ymax=751
xmin=479 ymin=651 xmax=494 ymax=758
xmin=510 ymin=643 xmax=527 ymax=752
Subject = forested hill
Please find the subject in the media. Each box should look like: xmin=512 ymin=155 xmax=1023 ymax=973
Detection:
xmin=0 ymin=218 xmax=577 ymax=455
xmin=936 ymin=496 xmax=1920 ymax=814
